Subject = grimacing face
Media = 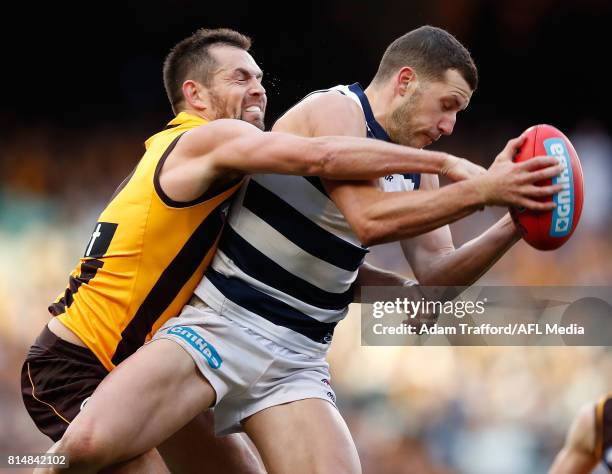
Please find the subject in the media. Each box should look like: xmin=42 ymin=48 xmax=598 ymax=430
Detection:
xmin=386 ymin=69 xmax=472 ymax=148
xmin=206 ymin=45 xmax=267 ymax=130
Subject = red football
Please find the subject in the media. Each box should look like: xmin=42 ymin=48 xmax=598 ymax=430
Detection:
xmin=510 ymin=124 xmax=584 ymax=251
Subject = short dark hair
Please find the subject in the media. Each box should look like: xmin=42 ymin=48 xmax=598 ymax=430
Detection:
xmin=163 ymin=28 xmax=252 ymax=113
xmin=372 ymin=26 xmax=478 ymax=91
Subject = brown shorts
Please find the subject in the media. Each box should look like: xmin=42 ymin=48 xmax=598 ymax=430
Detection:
xmin=20 ymin=325 xmax=109 ymax=441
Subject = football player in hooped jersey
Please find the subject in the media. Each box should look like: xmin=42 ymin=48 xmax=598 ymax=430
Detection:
xmin=25 ymin=27 xmax=493 ymax=474
xmin=549 ymin=395 xmax=612 ymax=474
xmin=39 ymin=27 xmax=564 ymax=474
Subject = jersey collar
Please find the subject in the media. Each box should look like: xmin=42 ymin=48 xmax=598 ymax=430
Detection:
xmin=145 ymin=112 xmax=208 ymax=149
xmin=347 ymin=83 xmax=391 ymax=142
xmin=165 ymin=111 xmax=208 ymax=129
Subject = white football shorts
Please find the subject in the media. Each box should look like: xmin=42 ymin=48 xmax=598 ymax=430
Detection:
xmin=151 ymin=295 xmax=337 ymax=436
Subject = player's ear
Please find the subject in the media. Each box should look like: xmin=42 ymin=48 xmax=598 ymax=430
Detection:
xmin=396 ymin=67 xmax=418 ymax=97
xmin=182 ymin=80 xmax=208 ymax=111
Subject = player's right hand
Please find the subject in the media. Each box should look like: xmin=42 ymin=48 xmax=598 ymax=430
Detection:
xmin=476 ymin=135 xmax=564 ymax=211
xmin=440 ymin=155 xmax=487 ymax=182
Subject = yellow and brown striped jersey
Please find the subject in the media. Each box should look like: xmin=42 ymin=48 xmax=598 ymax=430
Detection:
xmin=595 ymin=394 xmax=612 ymax=470
xmin=49 ymin=112 xmax=243 ymax=371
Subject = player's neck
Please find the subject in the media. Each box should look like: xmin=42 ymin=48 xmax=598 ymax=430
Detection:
xmin=180 ymin=105 xmax=214 ymax=122
xmin=363 ymin=83 xmax=392 ymax=133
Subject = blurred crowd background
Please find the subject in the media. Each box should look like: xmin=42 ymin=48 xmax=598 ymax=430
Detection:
xmin=1 ymin=1 xmax=611 ymax=472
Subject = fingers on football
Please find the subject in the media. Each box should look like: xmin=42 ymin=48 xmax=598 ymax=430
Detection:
xmin=521 ymin=164 xmax=564 ymax=183
xmin=505 ymin=135 xmax=527 ymax=154
xmin=517 ymin=197 xmax=556 ymax=211
xmin=522 ymin=184 xmax=564 ymax=198
xmin=519 ymin=156 xmax=559 ymax=171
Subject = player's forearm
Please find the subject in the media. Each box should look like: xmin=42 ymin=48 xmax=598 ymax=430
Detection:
xmin=356 ymin=180 xmax=484 ymax=245
xmin=317 ymin=136 xmax=450 ymax=179
xmin=418 ymin=213 xmax=520 ymax=286
xmin=222 ymin=132 xmax=448 ymax=179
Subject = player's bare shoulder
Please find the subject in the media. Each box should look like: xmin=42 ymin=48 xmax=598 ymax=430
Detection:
xmin=274 ymin=90 xmax=366 ymax=137
xmin=176 ymin=119 xmax=259 ymax=158
xmin=158 ymin=119 xmax=255 ymax=202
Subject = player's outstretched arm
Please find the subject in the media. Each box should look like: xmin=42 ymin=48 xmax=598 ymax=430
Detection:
xmin=208 ymin=122 xmax=453 ymax=178
xmin=324 ymin=135 xmax=562 ymax=246
xmin=196 ymin=118 xmax=485 ymax=180
xmin=160 ymin=115 xmax=485 ymax=201
xmin=549 ymin=403 xmax=598 ymax=474
xmin=159 ymin=115 xmax=488 ymax=204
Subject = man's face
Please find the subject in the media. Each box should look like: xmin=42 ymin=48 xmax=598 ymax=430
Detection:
xmin=387 ymin=69 xmax=472 ymax=148
xmin=206 ymin=45 xmax=267 ymax=130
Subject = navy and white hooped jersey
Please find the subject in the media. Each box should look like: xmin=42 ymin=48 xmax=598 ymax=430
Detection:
xmin=195 ymin=83 xmax=420 ymax=356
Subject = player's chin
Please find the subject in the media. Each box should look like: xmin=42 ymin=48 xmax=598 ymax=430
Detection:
xmin=420 ymin=134 xmax=434 ymax=148
xmin=405 ymin=135 xmax=430 ymax=149
xmin=398 ymin=132 xmax=430 ymax=149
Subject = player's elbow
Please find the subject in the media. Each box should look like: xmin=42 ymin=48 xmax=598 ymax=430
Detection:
xmin=351 ymin=216 xmax=388 ymax=247
xmin=299 ymin=138 xmax=336 ymax=177
xmin=256 ymin=134 xmax=331 ymax=177
xmin=353 ymin=210 xmax=428 ymax=246
xmin=412 ymin=270 xmax=436 ymax=287
xmin=411 ymin=251 xmax=454 ymax=286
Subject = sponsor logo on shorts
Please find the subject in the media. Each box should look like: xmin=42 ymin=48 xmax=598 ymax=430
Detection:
xmin=167 ymin=326 xmax=222 ymax=369
xmin=544 ymin=138 xmax=574 ymax=238
xmin=321 ymin=379 xmax=336 ymax=403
